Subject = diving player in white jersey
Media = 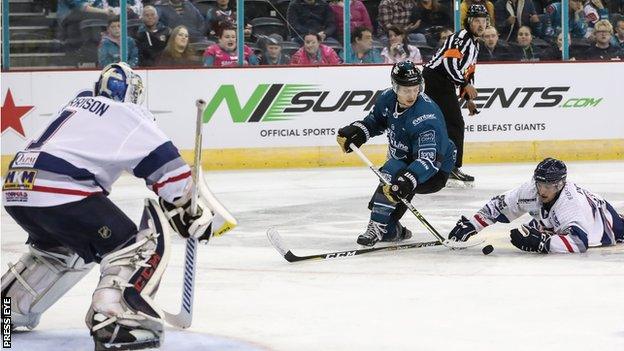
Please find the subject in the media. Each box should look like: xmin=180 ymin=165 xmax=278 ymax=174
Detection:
xmin=1 ymin=62 xmax=233 ymax=350
xmin=447 ymin=158 xmax=624 ymax=253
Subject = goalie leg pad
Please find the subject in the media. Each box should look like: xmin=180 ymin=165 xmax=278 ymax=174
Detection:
xmin=1 ymin=245 xmax=95 ymax=330
xmin=87 ymin=198 xmax=171 ymax=350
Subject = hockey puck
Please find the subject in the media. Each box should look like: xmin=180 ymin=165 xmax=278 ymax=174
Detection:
xmin=482 ymin=245 xmax=494 ymax=255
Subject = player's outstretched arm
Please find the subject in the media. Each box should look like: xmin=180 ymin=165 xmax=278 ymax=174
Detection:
xmin=535 ymin=225 xmax=588 ymax=253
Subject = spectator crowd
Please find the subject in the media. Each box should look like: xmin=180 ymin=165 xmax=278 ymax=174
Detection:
xmin=51 ymin=0 xmax=624 ymax=68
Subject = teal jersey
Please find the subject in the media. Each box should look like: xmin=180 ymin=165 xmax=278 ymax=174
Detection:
xmin=356 ymin=88 xmax=456 ymax=183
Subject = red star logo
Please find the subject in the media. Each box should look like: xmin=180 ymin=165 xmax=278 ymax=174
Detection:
xmin=1 ymin=89 xmax=35 ymax=137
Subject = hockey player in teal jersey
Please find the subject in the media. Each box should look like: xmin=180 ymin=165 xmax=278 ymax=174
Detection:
xmin=337 ymin=61 xmax=457 ymax=246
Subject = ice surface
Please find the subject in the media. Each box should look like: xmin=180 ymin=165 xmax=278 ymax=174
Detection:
xmin=2 ymin=161 xmax=623 ymax=351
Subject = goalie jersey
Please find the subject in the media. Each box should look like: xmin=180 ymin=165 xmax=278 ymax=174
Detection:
xmin=473 ymin=180 xmax=623 ymax=253
xmin=3 ymin=94 xmax=191 ymax=207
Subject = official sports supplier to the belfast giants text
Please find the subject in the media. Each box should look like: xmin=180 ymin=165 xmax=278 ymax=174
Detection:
xmin=260 ymin=128 xmax=336 ymax=138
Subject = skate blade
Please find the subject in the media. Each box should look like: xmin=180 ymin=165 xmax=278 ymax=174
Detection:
xmin=446 ymin=179 xmax=474 ymax=189
xmin=356 ymin=240 xmax=377 ymax=247
xmin=95 ymin=339 xmax=160 ymax=351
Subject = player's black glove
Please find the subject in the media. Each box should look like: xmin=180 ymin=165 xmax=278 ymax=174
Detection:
xmin=383 ymin=169 xmax=418 ymax=202
xmin=510 ymin=225 xmax=551 ymax=253
xmin=448 ymin=215 xmax=478 ymax=242
xmin=159 ymin=197 xmax=212 ymax=242
xmin=337 ymin=123 xmax=367 ymax=153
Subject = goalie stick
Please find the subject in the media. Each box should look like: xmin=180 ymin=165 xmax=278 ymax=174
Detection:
xmin=350 ymin=144 xmax=484 ymax=250
xmin=267 ymin=227 xmax=442 ymax=262
xmin=163 ymin=99 xmax=205 ymax=329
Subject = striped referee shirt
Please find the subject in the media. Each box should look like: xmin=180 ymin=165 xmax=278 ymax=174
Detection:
xmin=424 ymin=29 xmax=480 ymax=87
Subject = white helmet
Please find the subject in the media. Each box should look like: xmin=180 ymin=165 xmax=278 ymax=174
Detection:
xmin=94 ymin=62 xmax=145 ymax=104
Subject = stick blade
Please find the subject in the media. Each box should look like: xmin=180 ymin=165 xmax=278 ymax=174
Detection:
xmin=443 ymin=237 xmax=486 ymax=250
xmin=266 ymin=227 xmax=290 ymax=258
xmin=164 ymin=311 xmax=192 ymax=329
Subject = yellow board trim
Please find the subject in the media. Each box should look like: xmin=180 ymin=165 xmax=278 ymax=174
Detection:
xmin=2 ymin=139 xmax=623 ymax=174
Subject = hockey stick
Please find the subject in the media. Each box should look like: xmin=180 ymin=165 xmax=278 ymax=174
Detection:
xmin=267 ymin=227 xmax=442 ymax=262
xmin=350 ymin=144 xmax=484 ymax=250
xmin=163 ymin=99 xmax=206 ymax=329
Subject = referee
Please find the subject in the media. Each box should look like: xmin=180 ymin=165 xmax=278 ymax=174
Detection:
xmin=423 ymin=4 xmax=488 ymax=184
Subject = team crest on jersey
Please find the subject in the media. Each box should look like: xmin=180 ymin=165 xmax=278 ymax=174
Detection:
xmin=418 ymin=130 xmax=436 ymax=146
xmin=418 ymin=148 xmax=436 ymax=161
xmin=11 ymin=151 xmax=39 ymax=168
xmin=3 ymin=170 xmax=37 ymax=190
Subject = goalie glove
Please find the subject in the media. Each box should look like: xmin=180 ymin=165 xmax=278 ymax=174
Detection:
xmin=510 ymin=224 xmax=551 ymax=253
xmin=159 ymin=197 xmax=213 ymax=242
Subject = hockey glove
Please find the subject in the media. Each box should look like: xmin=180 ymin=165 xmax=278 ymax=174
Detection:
xmin=510 ymin=225 xmax=551 ymax=253
xmin=337 ymin=123 xmax=367 ymax=153
xmin=383 ymin=169 xmax=418 ymax=202
xmin=448 ymin=216 xmax=478 ymax=242
xmin=159 ymin=197 xmax=213 ymax=242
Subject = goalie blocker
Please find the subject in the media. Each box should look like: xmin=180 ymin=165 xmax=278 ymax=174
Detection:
xmin=159 ymin=168 xmax=237 ymax=242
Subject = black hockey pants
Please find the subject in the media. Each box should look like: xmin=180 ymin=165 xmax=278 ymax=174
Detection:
xmin=423 ymin=67 xmax=464 ymax=168
xmin=5 ymin=194 xmax=137 ymax=264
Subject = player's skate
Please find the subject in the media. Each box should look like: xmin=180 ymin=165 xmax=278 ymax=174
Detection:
xmin=447 ymin=167 xmax=475 ymax=188
xmin=357 ymin=220 xmax=387 ymax=246
xmin=450 ymin=168 xmax=474 ymax=182
xmin=357 ymin=220 xmax=413 ymax=246
xmin=87 ymin=199 xmax=171 ymax=351
xmin=381 ymin=222 xmax=413 ymax=243
xmin=88 ymin=310 xmax=162 ymax=351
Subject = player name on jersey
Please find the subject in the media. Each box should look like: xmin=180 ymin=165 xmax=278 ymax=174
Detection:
xmin=66 ymin=97 xmax=110 ymax=117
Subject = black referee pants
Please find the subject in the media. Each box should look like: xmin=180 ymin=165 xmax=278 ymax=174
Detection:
xmin=423 ymin=67 xmax=464 ymax=168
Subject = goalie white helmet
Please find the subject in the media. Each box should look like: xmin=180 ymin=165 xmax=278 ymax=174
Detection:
xmin=94 ymin=62 xmax=145 ymax=105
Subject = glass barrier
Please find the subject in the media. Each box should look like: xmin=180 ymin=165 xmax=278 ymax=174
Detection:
xmin=2 ymin=0 xmax=623 ymax=70
xmin=236 ymin=0 xmax=456 ymax=66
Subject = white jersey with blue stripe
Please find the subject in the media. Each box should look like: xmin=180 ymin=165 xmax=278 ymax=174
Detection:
xmin=3 ymin=94 xmax=191 ymax=207
xmin=470 ymin=180 xmax=620 ymax=253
